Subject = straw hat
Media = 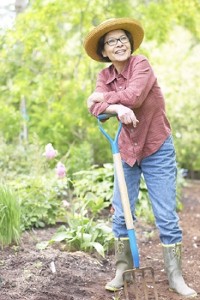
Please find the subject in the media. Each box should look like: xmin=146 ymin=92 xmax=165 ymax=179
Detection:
xmin=84 ymin=17 xmax=144 ymax=62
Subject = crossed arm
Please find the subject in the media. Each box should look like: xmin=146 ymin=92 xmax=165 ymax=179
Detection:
xmin=87 ymin=56 xmax=156 ymax=128
xmin=87 ymin=92 xmax=139 ymax=127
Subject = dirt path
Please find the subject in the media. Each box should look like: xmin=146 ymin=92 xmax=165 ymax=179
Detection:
xmin=0 ymin=180 xmax=199 ymax=300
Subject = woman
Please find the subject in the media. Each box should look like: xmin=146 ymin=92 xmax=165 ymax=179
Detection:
xmin=84 ymin=18 xmax=197 ymax=297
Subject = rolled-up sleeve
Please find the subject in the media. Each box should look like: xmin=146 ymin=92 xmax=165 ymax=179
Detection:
xmin=89 ymin=73 xmax=110 ymax=116
xmin=89 ymin=101 xmax=109 ymax=117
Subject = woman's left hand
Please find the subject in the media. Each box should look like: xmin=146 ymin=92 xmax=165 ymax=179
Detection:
xmin=87 ymin=92 xmax=104 ymax=108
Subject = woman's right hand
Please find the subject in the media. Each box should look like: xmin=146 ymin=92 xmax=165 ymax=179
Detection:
xmin=116 ymin=105 xmax=139 ymax=127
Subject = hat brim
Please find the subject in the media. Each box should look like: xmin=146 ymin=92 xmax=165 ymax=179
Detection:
xmin=84 ymin=18 xmax=144 ymax=62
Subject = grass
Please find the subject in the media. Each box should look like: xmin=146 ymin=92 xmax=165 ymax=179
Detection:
xmin=0 ymin=183 xmax=21 ymax=247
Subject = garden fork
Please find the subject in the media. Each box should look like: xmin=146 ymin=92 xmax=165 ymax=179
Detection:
xmin=97 ymin=114 xmax=158 ymax=300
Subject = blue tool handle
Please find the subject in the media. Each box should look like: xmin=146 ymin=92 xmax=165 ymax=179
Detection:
xmin=97 ymin=113 xmax=115 ymax=121
xmin=128 ymin=230 xmax=140 ymax=268
xmin=97 ymin=114 xmax=122 ymax=154
xmin=97 ymin=113 xmax=140 ymax=268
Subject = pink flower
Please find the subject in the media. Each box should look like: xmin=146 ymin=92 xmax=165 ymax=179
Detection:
xmin=56 ymin=162 xmax=66 ymax=178
xmin=44 ymin=143 xmax=58 ymax=159
xmin=62 ymin=200 xmax=70 ymax=208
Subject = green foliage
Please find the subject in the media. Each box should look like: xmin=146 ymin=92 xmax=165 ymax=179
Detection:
xmin=173 ymin=100 xmax=200 ymax=171
xmin=172 ymin=0 xmax=200 ymax=39
xmin=17 ymin=175 xmax=67 ymax=230
xmin=147 ymin=25 xmax=200 ymax=171
xmin=36 ymin=163 xmax=115 ymax=257
xmin=0 ymin=184 xmax=21 ymax=247
xmin=0 ymin=0 xmax=133 ymax=152
xmin=139 ymin=0 xmax=200 ymax=43
xmin=0 ymin=134 xmax=186 ymax=256
xmin=73 ymin=164 xmax=114 ymax=213
xmin=0 ymin=137 xmax=69 ymax=230
xmin=32 ymin=161 xmax=118 ymax=256
xmin=37 ymin=208 xmax=114 ymax=257
xmin=66 ymin=141 xmax=94 ymax=177
xmin=46 ymin=221 xmax=113 ymax=257
xmin=0 ymin=135 xmax=44 ymax=177
xmin=0 ymin=105 xmax=21 ymax=142
xmin=0 ymin=0 xmax=200 ymax=170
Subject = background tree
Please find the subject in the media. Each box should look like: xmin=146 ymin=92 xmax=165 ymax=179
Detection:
xmin=0 ymin=0 xmax=199 ymax=174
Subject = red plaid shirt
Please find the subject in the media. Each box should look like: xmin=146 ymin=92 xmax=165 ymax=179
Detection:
xmin=89 ymin=55 xmax=171 ymax=166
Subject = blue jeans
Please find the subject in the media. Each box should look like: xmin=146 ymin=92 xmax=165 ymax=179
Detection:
xmin=112 ymin=135 xmax=182 ymax=245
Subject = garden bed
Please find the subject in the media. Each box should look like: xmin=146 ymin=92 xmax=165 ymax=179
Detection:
xmin=0 ymin=180 xmax=199 ymax=300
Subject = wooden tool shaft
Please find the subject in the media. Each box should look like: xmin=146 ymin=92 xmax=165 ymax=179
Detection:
xmin=113 ymin=153 xmax=134 ymax=230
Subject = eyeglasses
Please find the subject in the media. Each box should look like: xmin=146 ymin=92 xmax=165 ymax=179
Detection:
xmin=104 ymin=35 xmax=129 ymax=47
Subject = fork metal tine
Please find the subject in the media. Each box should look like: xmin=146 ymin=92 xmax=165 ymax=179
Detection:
xmin=123 ymin=267 xmax=159 ymax=300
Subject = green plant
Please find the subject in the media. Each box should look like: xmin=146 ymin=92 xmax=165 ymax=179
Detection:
xmin=0 ymin=0 xmax=200 ymax=171
xmin=17 ymin=174 xmax=68 ymax=230
xmin=0 ymin=184 xmax=21 ymax=247
xmin=0 ymin=135 xmax=46 ymax=178
xmin=50 ymin=220 xmax=113 ymax=257
xmin=37 ymin=206 xmax=114 ymax=257
xmin=66 ymin=141 xmax=94 ymax=177
xmin=0 ymin=140 xmax=69 ymax=230
xmin=73 ymin=163 xmax=114 ymax=215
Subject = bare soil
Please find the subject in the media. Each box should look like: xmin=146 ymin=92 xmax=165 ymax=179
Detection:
xmin=0 ymin=180 xmax=200 ymax=300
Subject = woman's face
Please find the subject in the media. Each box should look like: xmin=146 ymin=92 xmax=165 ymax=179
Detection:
xmin=102 ymin=29 xmax=131 ymax=64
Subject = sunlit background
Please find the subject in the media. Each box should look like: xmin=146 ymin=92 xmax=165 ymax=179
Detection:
xmin=0 ymin=0 xmax=200 ymax=177
xmin=0 ymin=0 xmax=16 ymax=29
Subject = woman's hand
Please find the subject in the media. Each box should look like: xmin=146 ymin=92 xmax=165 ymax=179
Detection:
xmin=116 ymin=105 xmax=139 ymax=127
xmin=87 ymin=92 xmax=104 ymax=108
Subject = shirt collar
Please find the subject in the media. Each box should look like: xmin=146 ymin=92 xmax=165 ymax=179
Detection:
xmin=105 ymin=56 xmax=131 ymax=84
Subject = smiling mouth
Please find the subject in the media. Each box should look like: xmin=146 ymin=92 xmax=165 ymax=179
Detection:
xmin=115 ymin=49 xmax=126 ymax=54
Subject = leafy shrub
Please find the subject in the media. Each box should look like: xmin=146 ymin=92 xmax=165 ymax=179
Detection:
xmin=66 ymin=141 xmax=94 ymax=177
xmin=73 ymin=164 xmax=114 ymax=215
xmin=0 ymin=138 xmax=69 ymax=230
xmin=46 ymin=221 xmax=113 ymax=257
xmin=0 ymin=184 xmax=21 ymax=247
xmin=0 ymin=135 xmax=45 ymax=177
xmin=37 ymin=201 xmax=114 ymax=257
xmin=0 ymin=106 xmax=21 ymax=142
xmin=0 ymin=135 xmax=185 ymax=260
xmin=16 ymin=174 xmax=68 ymax=230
